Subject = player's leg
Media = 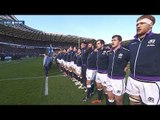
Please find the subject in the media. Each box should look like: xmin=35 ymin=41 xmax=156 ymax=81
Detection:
xmin=126 ymin=77 xmax=141 ymax=105
xmin=82 ymin=69 xmax=96 ymax=101
xmin=81 ymin=66 xmax=87 ymax=90
xmin=114 ymin=81 xmax=124 ymax=105
xmin=138 ymin=81 xmax=160 ymax=105
xmin=110 ymin=78 xmax=126 ymax=105
xmin=91 ymin=73 xmax=103 ymax=104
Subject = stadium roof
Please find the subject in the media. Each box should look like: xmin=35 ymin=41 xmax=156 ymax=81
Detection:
xmin=0 ymin=15 xmax=96 ymax=44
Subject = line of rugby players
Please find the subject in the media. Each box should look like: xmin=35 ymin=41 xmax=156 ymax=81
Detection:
xmin=55 ymin=37 xmax=129 ymax=105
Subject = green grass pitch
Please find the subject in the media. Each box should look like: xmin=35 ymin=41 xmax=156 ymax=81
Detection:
xmin=0 ymin=57 xmax=129 ymax=105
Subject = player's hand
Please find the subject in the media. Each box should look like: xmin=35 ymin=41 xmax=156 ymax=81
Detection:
xmin=124 ymin=67 xmax=128 ymax=72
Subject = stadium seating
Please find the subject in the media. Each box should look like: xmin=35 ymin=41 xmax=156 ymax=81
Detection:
xmin=0 ymin=15 xmax=97 ymax=60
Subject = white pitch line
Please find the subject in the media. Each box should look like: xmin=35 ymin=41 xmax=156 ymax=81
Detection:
xmin=45 ymin=76 xmax=48 ymax=96
xmin=0 ymin=75 xmax=65 ymax=82
xmin=0 ymin=58 xmax=34 ymax=67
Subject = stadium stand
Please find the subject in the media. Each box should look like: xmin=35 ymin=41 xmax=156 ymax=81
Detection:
xmin=0 ymin=15 xmax=96 ymax=61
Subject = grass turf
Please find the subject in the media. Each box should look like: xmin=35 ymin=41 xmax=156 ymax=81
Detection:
xmin=0 ymin=57 xmax=129 ymax=105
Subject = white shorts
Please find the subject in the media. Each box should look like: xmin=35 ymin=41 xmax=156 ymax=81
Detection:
xmin=69 ymin=62 xmax=73 ymax=68
xmin=107 ymin=76 xmax=126 ymax=96
xmin=70 ymin=61 xmax=74 ymax=68
xmin=66 ymin=62 xmax=70 ymax=68
xmin=59 ymin=59 xmax=63 ymax=64
xmin=61 ymin=59 xmax=64 ymax=64
xmin=76 ymin=66 xmax=81 ymax=76
xmin=57 ymin=59 xmax=60 ymax=63
xmin=126 ymin=76 xmax=160 ymax=105
xmin=73 ymin=64 xmax=77 ymax=70
xmin=95 ymin=72 xmax=108 ymax=87
xmin=63 ymin=61 xmax=66 ymax=67
xmin=57 ymin=59 xmax=61 ymax=64
xmin=86 ymin=69 xmax=97 ymax=81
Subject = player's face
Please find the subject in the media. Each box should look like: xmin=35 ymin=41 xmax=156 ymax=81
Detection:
xmin=63 ymin=49 xmax=66 ymax=53
xmin=112 ymin=37 xmax=121 ymax=49
xmin=96 ymin=41 xmax=103 ymax=50
xmin=136 ymin=20 xmax=152 ymax=38
xmin=81 ymin=43 xmax=86 ymax=49
xmin=78 ymin=49 xmax=81 ymax=54
xmin=73 ymin=47 xmax=77 ymax=51
xmin=88 ymin=43 xmax=93 ymax=49
xmin=69 ymin=46 xmax=73 ymax=51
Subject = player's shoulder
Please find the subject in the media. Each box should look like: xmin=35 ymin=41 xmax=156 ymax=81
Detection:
xmin=154 ymin=33 xmax=160 ymax=40
xmin=149 ymin=33 xmax=160 ymax=43
xmin=121 ymin=47 xmax=129 ymax=52
xmin=152 ymin=33 xmax=160 ymax=36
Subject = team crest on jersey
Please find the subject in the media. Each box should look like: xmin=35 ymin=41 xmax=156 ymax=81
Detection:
xmin=102 ymin=51 xmax=107 ymax=55
xmin=148 ymin=97 xmax=154 ymax=103
xmin=118 ymin=53 xmax=123 ymax=59
xmin=147 ymin=39 xmax=156 ymax=47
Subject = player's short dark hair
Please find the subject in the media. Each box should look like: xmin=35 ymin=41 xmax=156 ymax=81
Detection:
xmin=137 ymin=15 xmax=156 ymax=25
xmin=96 ymin=39 xmax=105 ymax=45
xmin=81 ymin=41 xmax=87 ymax=44
xmin=112 ymin=35 xmax=122 ymax=41
xmin=88 ymin=42 xmax=94 ymax=45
